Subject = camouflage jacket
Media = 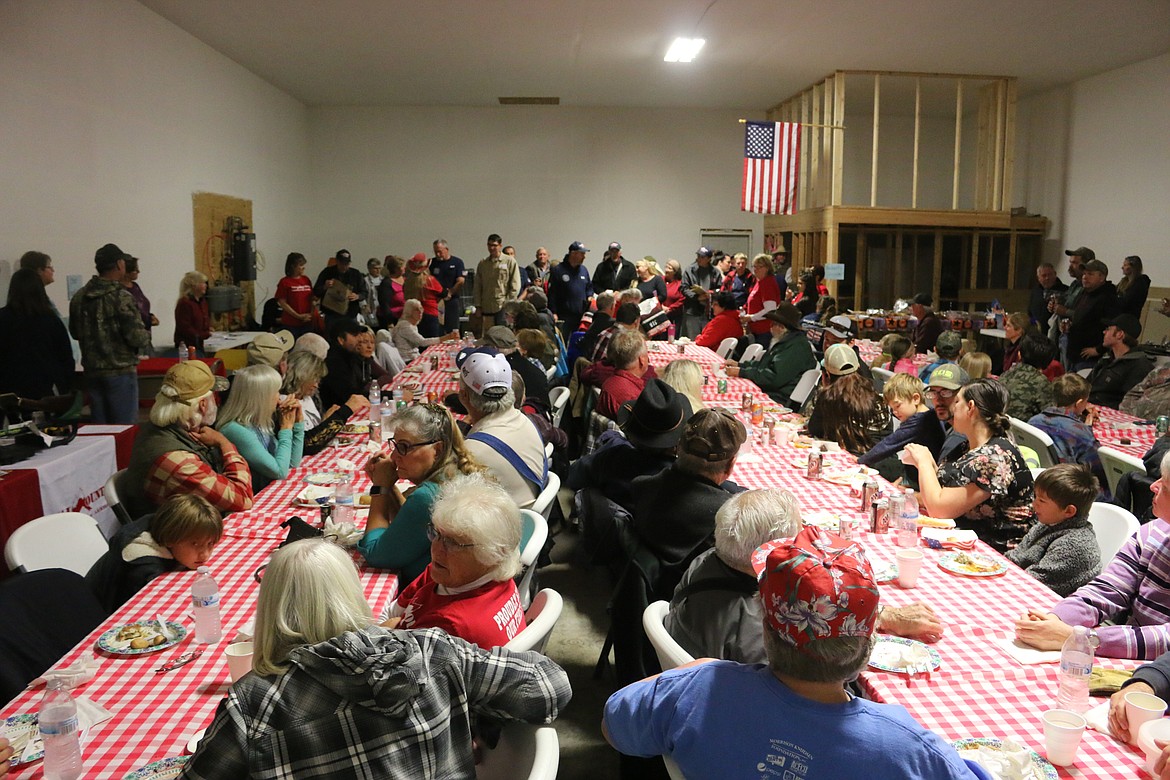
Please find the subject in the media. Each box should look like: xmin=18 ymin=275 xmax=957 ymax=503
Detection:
xmin=1120 ymin=366 xmax=1170 ymax=420
xmin=1001 ymin=363 xmax=1052 ymax=421
xmin=68 ymin=276 xmax=151 ymax=375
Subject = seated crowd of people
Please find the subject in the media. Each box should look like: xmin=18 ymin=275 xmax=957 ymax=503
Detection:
xmin=5 ymin=236 xmax=1170 ymax=778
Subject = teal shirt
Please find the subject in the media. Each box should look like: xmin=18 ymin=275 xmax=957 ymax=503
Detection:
xmin=218 ymin=420 xmax=304 ymax=493
xmin=357 ymin=479 xmax=441 ymax=584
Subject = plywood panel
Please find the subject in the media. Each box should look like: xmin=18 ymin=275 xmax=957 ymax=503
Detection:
xmin=192 ymin=192 xmax=255 ymax=330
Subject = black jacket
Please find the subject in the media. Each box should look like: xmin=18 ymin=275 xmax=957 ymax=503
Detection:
xmin=85 ymin=516 xmax=177 ymax=613
xmin=1089 ymin=349 xmax=1155 ymax=409
xmin=592 ymin=259 xmax=637 ymax=295
xmin=321 ymin=348 xmax=372 ymax=410
xmin=1067 ymin=281 xmax=1121 ymax=360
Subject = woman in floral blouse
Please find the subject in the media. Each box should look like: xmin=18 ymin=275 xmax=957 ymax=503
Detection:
xmin=905 ymin=378 xmax=1036 ymax=552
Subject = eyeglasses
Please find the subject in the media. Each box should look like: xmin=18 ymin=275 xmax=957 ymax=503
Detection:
xmin=388 ymin=438 xmax=439 ymax=456
xmin=426 ymin=523 xmax=478 ymax=551
xmin=925 ymin=388 xmax=957 ymax=402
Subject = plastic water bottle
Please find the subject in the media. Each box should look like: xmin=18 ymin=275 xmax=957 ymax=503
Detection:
xmin=380 ymin=405 xmax=394 ymax=444
xmin=896 ymin=490 xmax=920 ymax=547
xmin=1056 ymin=626 xmax=1098 ymax=712
xmin=192 ymin=566 xmax=222 ymax=644
xmin=177 ymin=341 xmax=188 ymax=363
xmin=334 ymin=472 xmax=355 ymax=526
xmin=368 ymin=382 xmax=382 ymax=444
xmin=39 ymin=680 xmax=83 ymax=780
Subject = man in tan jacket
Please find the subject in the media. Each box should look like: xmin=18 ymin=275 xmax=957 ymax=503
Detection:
xmin=472 ymin=233 xmax=520 ymax=335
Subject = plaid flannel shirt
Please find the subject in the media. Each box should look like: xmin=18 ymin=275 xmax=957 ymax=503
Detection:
xmin=144 ymin=448 xmax=253 ymax=513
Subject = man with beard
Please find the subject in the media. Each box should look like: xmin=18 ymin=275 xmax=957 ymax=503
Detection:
xmin=926 ymin=363 xmax=971 ymax=464
xmin=1066 ymin=259 xmax=1121 ymax=371
xmin=592 ymin=242 xmax=636 ymax=294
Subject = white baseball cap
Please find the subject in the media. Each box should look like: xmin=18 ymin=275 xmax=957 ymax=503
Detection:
xmin=460 ymin=351 xmax=512 ymax=399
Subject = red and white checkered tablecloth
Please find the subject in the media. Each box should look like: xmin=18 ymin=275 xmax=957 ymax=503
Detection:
xmin=1 ymin=534 xmax=398 ymax=778
xmin=645 ymin=342 xmax=725 ymax=369
xmin=1094 ymin=406 xmax=1158 ymax=459
xmin=731 ymin=441 xmax=1142 ymax=777
xmin=855 ymin=338 xmax=933 ymax=371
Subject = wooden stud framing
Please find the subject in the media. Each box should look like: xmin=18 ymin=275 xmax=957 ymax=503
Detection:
xmin=952 ymin=79 xmax=963 ymax=210
xmin=932 ymin=231 xmax=943 ymax=307
xmin=992 ymin=80 xmax=1005 ymax=211
xmin=1002 ymin=79 xmax=1017 ymax=210
xmin=832 ymin=72 xmax=845 ymax=207
xmin=870 ymin=74 xmax=880 ymax=207
xmin=821 ymin=77 xmax=833 ymax=207
xmin=912 ymin=78 xmax=921 ymax=209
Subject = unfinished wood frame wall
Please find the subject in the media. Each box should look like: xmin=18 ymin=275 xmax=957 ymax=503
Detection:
xmin=766 ymin=70 xmax=1017 ymax=211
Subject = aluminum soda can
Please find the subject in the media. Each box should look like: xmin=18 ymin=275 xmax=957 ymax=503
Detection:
xmin=764 ymin=417 xmax=778 ymax=445
xmin=861 ymin=480 xmax=878 ymax=513
xmin=887 ymin=493 xmax=905 ymax=528
xmin=806 ymin=447 xmax=823 ymax=480
xmin=430 ymin=355 xmax=440 ymax=370
xmin=870 ymin=497 xmax=889 ymax=534
xmin=741 ymin=393 xmax=753 ymax=412
xmin=717 ymin=378 xmax=728 ymax=394
xmin=1158 ymin=416 xmax=1170 ymax=436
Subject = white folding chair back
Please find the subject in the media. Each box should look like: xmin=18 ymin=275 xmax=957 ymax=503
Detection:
xmin=505 ymin=588 xmax=563 ymax=654
xmin=4 ymin=512 xmax=109 ymax=576
xmin=475 ymin=722 xmax=560 ymax=780
xmin=1009 ymin=417 xmax=1058 ymax=468
xmin=871 ymin=366 xmax=894 ymax=394
xmin=104 ymin=468 xmax=132 ymax=530
xmin=549 ymin=386 xmax=570 ymax=428
xmin=531 ymin=470 xmax=561 ymax=520
xmin=517 ymin=510 xmax=549 ymax=609
xmin=1077 ymin=368 xmax=1092 ymax=378
xmin=740 ymin=342 xmax=764 ymax=362
xmin=545 ymin=363 xmax=557 ymax=381
xmin=544 ymin=441 xmax=554 ymax=459
xmin=1030 ymin=467 xmax=1047 ymax=481
xmin=789 ymin=368 xmax=822 ymax=407
xmin=715 ymin=337 xmax=738 ymax=359
xmin=643 ymin=600 xmax=695 ymax=671
xmin=1098 ymin=446 xmax=1146 ymax=498
xmin=1087 ymin=502 xmax=1140 ymax=563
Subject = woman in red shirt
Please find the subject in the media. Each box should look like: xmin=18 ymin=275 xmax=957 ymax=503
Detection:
xmin=275 ymin=252 xmax=320 ymax=336
xmin=745 ymin=254 xmax=783 ymax=345
xmin=662 ymin=259 xmax=687 ymax=330
xmin=377 ymin=255 xmax=406 ymax=328
xmin=173 ymin=270 xmax=211 ymax=355
xmin=695 ymin=292 xmax=745 ymax=351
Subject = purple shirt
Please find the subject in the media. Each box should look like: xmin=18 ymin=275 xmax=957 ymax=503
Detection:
xmin=1053 ymin=518 xmax=1170 ymax=659
xmin=126 ymin=281 xmax=152 ymax=330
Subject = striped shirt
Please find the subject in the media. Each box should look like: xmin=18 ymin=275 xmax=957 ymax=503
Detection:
xmin=1053 ymin=518 xmax=1170 ymax=659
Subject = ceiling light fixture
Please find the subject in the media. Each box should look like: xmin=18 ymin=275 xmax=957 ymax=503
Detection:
xmin=664 ymin=37 xmax=706 ymax=63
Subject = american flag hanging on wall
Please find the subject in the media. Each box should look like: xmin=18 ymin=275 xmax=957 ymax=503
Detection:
xmin=742 ymin=121 xmax=801 ymax=215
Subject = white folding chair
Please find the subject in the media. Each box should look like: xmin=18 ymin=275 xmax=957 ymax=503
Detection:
xmin=789 ymin=367 xmax=822 ymax=407
xmin=517 ymin=510 xmax=549 ymax=609
xmin=544 ymin=363 xmax=557 ymax=381
xmin=871 ymin=366 xmax=894 ymax=394
xmin=475 ymin=722 xmax=560 ymax=780
xmin=1009 ymin=417 xmax=1058 ymax=468
xmin=531 ymin=471 xmax=561 ymax=520
xmin=642 ymin=601 xmax=695 ymax=671
xmin=715 ymin=337 xmax=738 ymax=359
xmin=740 ymin=342 xmax=764 ymax=362
xmin=1087 ymin=502 xmax=1140 ymax=563
xmin=548 ymin=386 xmax=570 ymax=429
xmin=505 ymin=588 xmax=563 ymax=654
xmin=1098 ymin=446 xmax=1145 ymax=498
xmin=1030 ymin=467 xmax=1047 ymax=481
xmin=544 ymin=441 xmax=554 ymax=459
xmin=104 ymin=468 xmax=132 ymax=529
xmin=1077 ymin=368 xmax=1092 ymax=378
xmin=4 ymin=512 xmax=109 ymax=576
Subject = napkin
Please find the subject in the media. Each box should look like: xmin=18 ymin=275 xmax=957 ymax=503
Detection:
xmin=1084 ymin=700 xmax=1112 ymax=735
xmin=324 ymin=518 xmax=363 ymax=546
xmin=956 ymin=737 xmax=1033 ymax=780
xmin=996 ymin=635 xmax=1061 ymax=665
xmin=8 ymin=695 xmax=113 ymax=764
xmin=27 ymin=652 xmax=99 ymax=691
xmin=921 ymin=528 xmax=976 ymax=550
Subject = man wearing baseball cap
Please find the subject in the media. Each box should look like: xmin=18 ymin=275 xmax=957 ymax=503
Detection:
xmin=591 ymin=241 xmax=635 ymax=295
xmin=548 ymin=241 xmax=594 ymax=339
xmin=313 ymin=249 xmax=367 ymax=324
xmin=910 ymin=292 xmax=943 ymax=353
xmin=680 ymin=246 xmax=720 ymax=338
xmin=121 ymin=361 xmax=251 ymax=519
xmin=917 ymin=330 xmax=963 ymax=383
xmin=246 ymin=330 xmax=295 ymax=373
xmin=819 ymin=313 xmax=871 ymax=380
xmin=1066 ymin=258 xmax=1121 ymax=371
xmin=458 ymin=348 xmax=547 ymax=509
xmin=927 ymin=363 xmax=971 ymax=463
xmin=1087 ymin=313 xmax=1154 ymax=409
xmin=604 ymin=526 xmax=981 ymax=779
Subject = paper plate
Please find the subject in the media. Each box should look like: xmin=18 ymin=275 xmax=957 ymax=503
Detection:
xmin=185 ymin=728 xmax=207 ymax=755
xmin=123 ymin=755 xmax=190 ymax=780
xmin=938 ymin=551 xmax=1007 ymax=578
xmin=96 ymin=620 xmax=187 ymax=655
xmin=868 ymin=636 xmax=941 ymax=674
xmin=304 ymin=472 xmax=347 ymax=486
xmin=3 ymin=713 xmax=42 ymax=766
xmin=951 ymin=738 xmax=1056 ymax=780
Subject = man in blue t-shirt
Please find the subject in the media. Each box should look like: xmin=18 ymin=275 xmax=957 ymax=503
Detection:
xmin=430 ymin=239 xmax=467 ymax=335
xmin=548 ymin=241 xmax=594 ymax=339
xmin=603 ymin=527 xmax=983 ymax=780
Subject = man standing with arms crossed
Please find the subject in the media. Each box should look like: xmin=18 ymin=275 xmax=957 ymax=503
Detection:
xmin=430 ymin=239 xmax=466 ymax=336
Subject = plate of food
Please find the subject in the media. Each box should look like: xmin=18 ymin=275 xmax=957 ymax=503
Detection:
xmin=96 ymin=620 xmax=187 ymax=655
xmin=292 ymin=485 xmax=372 ymax=508
xmin=868 ymin=636 xmax=941 ymax=674
xmin=3 ymin=713 xmax=42 ymax=766
xmin=339 ymin=421 xmax=370 ymax=435
xmin=304 ymin=472 xmax=347 ymax=486
xmin=951 ymin=738 xmax=1056 ymax=780
xmin=123 ymin=755 xmax=191 ymax=780
xmin=938 ymin=550 xmax=1007 ymax=578
xmin=915 ymin=514 xmax=956 ymax=529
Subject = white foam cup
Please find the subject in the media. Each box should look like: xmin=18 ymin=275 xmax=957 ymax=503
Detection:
xmin=225 ymin=640 xmax=254 ymax=682
xmin=1126 ymin=690 xmax=1169 ymax=745
xmin=895 ymin=548 xmax=924 ymax=588
xmin=1042 ymin=709 xmax=1086 ymax=767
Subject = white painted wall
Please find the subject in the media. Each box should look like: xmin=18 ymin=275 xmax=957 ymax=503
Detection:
xmin=306 ymin=106 xmax=763 ymax=273
xmin=0 ymin=0 xmax=310 ymax=348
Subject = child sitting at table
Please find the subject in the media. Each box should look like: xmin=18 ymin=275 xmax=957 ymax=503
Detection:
xmin=85 ymin=494 xmax=224 ymax=612
xmin=883 ymin=334 xmax=917 ymax=375
xmin=1027 ymin=373 xmax=1107 ymax=495
xmin=858 ymin=372 xmax=946 ymax=489
xmin=1005 ymin=464 xmax=1101 ymax=597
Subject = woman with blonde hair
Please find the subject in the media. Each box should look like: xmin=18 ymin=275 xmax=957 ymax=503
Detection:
xmin=958 ymin=351 xmax=992 ymax=379
xmin=359 ymin=403 xmax=485 ymax=583
xmin=662 ymin=258 xmax=687 ymax=328
xmin=218 ymin=364 xmax=304 ymax=492
xmin=184 ymin=537 xmax=571 ymax=779
xmin=744 ymin=253 xmax=784 ymax=345
xmin=661 ymin=358 xmax=706 ymax=413
xmin=174 ymin=270 xmax=210 ymax=354
xmin=634 ymin=257 xmax=668 ymax=306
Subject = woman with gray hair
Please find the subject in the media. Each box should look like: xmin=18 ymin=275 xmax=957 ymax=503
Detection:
xmin=173 ymin=270 xmax=210 ymax=355
xmin=218 ymin=364 xmax=304 ymax=492
xmin=381 ymin=471 xmax=527 ymax=648
xmin=391 ymin=298 xmax=457 ymax=363
xmin=281 ymin=350 xmax=368 ymax=456
xmin=182 ymin=538 xmax=571 ymax=780
xmin=360 ymin=403 xmax=485 ymax=583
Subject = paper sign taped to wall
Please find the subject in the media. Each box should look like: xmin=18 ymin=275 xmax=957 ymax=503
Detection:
xmin=823 ymin=264 xmax=846 ymax=281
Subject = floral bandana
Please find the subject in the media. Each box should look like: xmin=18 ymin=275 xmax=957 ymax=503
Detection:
xmin=752 ymin=527 xmax=880 ymax=648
